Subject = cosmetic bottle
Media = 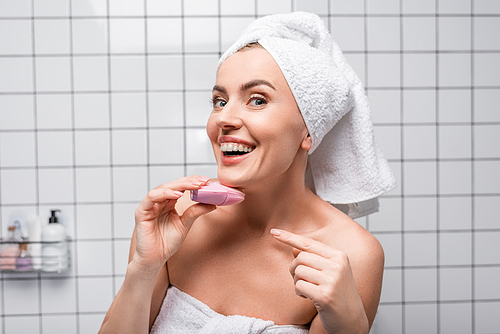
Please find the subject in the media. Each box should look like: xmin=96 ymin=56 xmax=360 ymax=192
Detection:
xmin=16 ymin=243 xmax=32 ymax=271
xmin=28 ymin=215 xmax=43 ymax=270
xmin=1 ymin=223 xmax=23 ymax=270
xmin=41 ymin=210 xmax=68 ymax=272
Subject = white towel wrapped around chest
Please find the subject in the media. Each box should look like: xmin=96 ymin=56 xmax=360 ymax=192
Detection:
xmin=150 ymin=286 xmax=309 ymax=334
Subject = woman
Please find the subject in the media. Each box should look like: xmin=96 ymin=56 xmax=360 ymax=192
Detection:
xmin=100 ymin=12 xmax=395 ymax=334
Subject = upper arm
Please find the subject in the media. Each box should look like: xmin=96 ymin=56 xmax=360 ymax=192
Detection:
xmin=308 ymin=228 xmax=384 ymax=334
xmin=309 ymin=223 xmax=384 ymax=334
xmin=348 ymin=231 xmax=385 ymax=329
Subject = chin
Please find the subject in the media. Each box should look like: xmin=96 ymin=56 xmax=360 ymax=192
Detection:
xmin=216 ymin=175 xmax=241 ymax=188
xmin=216 ymin=169 xmax=250 ymax=189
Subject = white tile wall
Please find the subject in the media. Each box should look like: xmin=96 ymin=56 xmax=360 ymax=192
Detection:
xmin=474 ymin=54 xmax=500 ymax=86
xmin=147 ymin=18 xmax=183 ymax=53
xmin=403 ymin=90 xmax=436 ymax=123
xmin=474 ymin=17 xmax=500 ymax=50
xmin=0 ymin=1 xmax=499 ymax=333
xmin=404 ymin=268 xmax=437 ymax=302
xmin=405 ymin=304 xmax=438 ymax=334
xmin=4 ymin=316 xmax=40 ymax=334
xmin=403 ymin=17 xmax=436 ymax=51
xmin=42 ymin=314 xmax=78 ymax=334
xmin=73 ymin=57 xmax=109 ymax=92
xmin=441 ymin=303 xmax=473 ymax=334
xmin=439 ymin=267 xmax=472 ymax=301
xmin=0 ymin=20 xmax=32 ymax=55
xmin=36 ymin=94 xmax=73 ymax=129
xmin=40 ymin=278 xmax=77 ymax=313
xmin=34 ymin=19 xmax=71 ymax=55
xmin=439 ymin=89 xmax=472 ymax=123
xmin=475 ymin=302 xmax=500 ymax=333
xmin=0 ymin=58 xmax=34 ymax=93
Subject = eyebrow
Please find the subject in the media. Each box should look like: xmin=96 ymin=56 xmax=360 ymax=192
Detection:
xmin=212 ymin=84 xmax=227 ymax=95
xmin=212 ymin=79 xmax=276 ymax=95
xmin=240 ymin=79 xmax=276 ymax=92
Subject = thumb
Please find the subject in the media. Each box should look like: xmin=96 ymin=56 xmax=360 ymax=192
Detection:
xmin=180 ymin=203 xmax=217 ymax=231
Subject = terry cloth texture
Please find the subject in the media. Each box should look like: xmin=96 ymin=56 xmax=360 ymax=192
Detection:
xmin=150 ymin=286 xmax=309 ymax=334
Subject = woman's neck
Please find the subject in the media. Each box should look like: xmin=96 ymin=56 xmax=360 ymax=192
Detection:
xmin=228 ymin=174 xmax=319 ymax=235
xmin=215 ymin=149 xmax=321 ymax=234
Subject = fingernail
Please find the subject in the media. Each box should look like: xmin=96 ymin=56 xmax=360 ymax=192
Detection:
xmin=270 ymin=228 xmax=283 ymax=237
xmin=173 ymin=191 xmax=184 ymax=197
xmin=198 ymin=176 xmax=210 ymax=182
xmin=192 ymin=181 xmax=202 ymax=186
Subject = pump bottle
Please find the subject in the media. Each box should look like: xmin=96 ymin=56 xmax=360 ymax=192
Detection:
xmin=41 ymin=210 xmax=68 ymax=272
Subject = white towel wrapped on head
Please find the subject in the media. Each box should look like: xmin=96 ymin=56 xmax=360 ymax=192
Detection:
xmin=218 ymin=12 xmax=396 ymax=218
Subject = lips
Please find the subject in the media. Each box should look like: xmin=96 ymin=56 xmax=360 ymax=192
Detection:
xmin=221 ymin=143 xmax=254 ymax=156
xmin=218 ymin=136 xmax=255 ymax=161
xmin=218 ymin=136 xmax=256 ymax=157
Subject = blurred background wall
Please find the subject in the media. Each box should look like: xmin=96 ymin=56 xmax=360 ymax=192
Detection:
xmin=0 ymin=0 xmax=499 ymax=333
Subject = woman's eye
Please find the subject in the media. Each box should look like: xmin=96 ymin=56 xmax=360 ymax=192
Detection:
xmin=249 ymin=98 xmax=266 ymax=106
xmin=213 ymin=99 xmax=227 ymax=108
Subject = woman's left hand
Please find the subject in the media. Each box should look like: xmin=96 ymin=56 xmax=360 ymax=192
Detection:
xmin=270 ymin=229 xmax=369 ymax=334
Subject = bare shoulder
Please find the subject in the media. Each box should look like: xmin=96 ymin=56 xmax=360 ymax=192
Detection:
xmin=313 ymin=206 xmax=384 ymax=268
xmin=310 ymin=205 xmax=384 ymax=325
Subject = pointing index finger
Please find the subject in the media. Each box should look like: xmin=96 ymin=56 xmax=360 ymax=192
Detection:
xmin=270 ymin=228 xmax=333 ymax=258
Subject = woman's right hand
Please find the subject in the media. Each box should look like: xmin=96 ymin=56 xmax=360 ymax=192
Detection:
xmin=131 ymin=176 xmax=216 ymax=273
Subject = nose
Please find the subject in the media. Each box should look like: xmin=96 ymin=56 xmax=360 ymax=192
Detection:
xmin=215 ymin=103 xmax=243 ymax=130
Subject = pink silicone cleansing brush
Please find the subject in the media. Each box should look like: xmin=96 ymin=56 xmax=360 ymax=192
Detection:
xmin=190 ymin=182 xmax=245 ymax=206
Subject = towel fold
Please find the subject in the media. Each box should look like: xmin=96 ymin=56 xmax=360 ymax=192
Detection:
xmin=150 ymin=286 xmax=309 ymax=334
xmin=218 ymin=12 xmax=396 ymax=217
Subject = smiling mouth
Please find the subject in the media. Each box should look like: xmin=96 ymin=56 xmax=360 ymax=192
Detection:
xmin=221 ymin=143 xmax=254 ymax=157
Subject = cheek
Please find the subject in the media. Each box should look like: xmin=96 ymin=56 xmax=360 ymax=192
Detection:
xmin=262 ymin=117 xmax=306 ymax=160
xmin=206 ymin=115 xmax=218 ymax=144
xmin=277 ymin=115 xmax=307 ymax=145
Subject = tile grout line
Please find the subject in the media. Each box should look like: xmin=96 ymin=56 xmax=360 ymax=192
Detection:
xmin=470 ymin=0 xmax=476 ymax=332
xmin=398 ymin=0 xmax=406 ymax=332
xmin=30 ymin=0 xmax=44 ymax=332
xmin=67 ymin=1 xmax=82 ymax=332
xmin=103 ymin=1 xmax=114 ymax=333
xmin=435 ymin=1 xmax=441 ymax=332
xmin=181 ymin=1 xmax=187 ymax=177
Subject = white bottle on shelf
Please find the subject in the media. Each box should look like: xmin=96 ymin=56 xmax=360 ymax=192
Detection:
xmin=41 ymin=210 xmax=68 ymax=272
xmin=28 ymin=215 xmax=43 ymax=270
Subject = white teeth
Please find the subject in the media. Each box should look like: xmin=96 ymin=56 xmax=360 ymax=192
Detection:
xmin=220 ymin=143 xmax=254 ymax=153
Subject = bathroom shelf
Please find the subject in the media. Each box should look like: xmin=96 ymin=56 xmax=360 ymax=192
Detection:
xmin=0 ymin=238 xmax=71 ymax=274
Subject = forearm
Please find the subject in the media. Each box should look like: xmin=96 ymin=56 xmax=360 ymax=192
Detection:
xmin=309 ymin=310 xmax=369 ymax=334
xmin=99 ymin=261 xmax=165 ymax=334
